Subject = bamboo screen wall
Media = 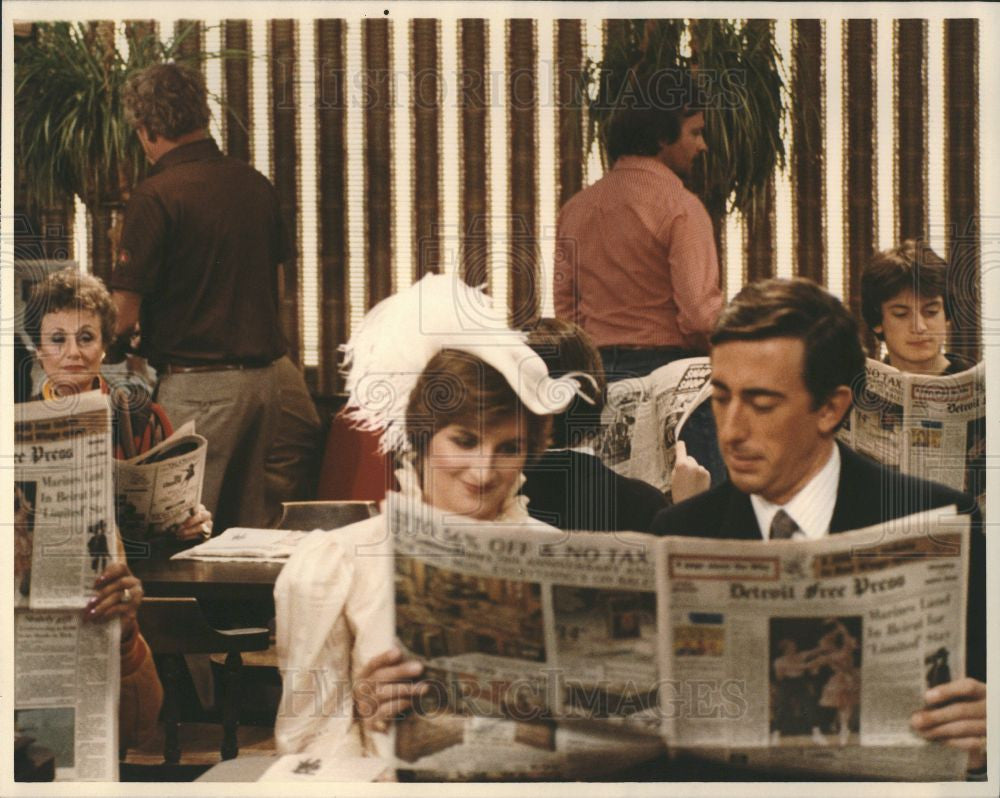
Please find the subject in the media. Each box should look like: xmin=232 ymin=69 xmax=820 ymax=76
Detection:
xmin=15 ymin=16 xmax=984 ymax=395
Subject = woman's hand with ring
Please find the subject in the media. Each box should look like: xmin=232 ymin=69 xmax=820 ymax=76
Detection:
xmin=354 ymin=648 xmax=428 ymax=734
xmin=85 ymin=561 xmax=144 ymax=641
xmin=176 ymin=504 xmax=213 ymax=541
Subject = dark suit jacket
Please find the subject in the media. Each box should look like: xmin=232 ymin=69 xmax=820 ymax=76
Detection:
xmin=650 ymin=441 xmax=985 ymax=682
xmin=521 ymin=449 xmax=667 ymax=533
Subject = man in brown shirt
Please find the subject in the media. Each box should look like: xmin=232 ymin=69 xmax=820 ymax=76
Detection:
xmin=111 ymin=63 xmax=290 ymax=531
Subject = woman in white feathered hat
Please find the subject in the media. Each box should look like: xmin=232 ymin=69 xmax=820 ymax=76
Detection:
xmin=273 ymin=274 xmax=585 ymax=763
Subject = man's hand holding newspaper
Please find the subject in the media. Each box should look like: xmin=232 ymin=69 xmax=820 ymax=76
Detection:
xmin=910 ymin=677 xmax=987 ymax=771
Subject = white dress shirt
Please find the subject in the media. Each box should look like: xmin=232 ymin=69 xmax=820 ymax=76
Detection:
xmin=750 ymin=443 xmax=840 ymax=540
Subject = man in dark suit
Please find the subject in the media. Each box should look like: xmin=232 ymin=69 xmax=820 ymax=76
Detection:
xmin=522 ymin=318 xmax=667 ymax=532
xmin=649 ymin=278 xmax=986 ymax=773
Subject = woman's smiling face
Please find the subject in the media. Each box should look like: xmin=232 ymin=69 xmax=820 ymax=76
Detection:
xmin=421 ymin=415 xmax=529 ymax=520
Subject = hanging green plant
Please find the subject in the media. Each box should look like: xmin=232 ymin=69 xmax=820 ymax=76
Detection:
xmin=583 ymin=19 xmax=787 ymax=221
xmin=14 ymin=22 xmax=250 ymax=206
xmin=15 ymin=22 xmax=200 ymax=208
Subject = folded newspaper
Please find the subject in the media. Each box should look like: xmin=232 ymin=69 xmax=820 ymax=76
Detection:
xmin=258 ymin=753 xmax=390 ymax=782
xmin=14 ymin=391 xmax=121 ymax=781
xmin=114 ymin=419 xmax=207 ymax=542
xmin=841 ymin=358 xmax=985 ymax=511
xmin=596 ymin=357 xmax=711 ymax=492
xmin=387 ymin=493 xmax=973 ymax=780
xmin=170 ymin=526 xmax=311 ymax=561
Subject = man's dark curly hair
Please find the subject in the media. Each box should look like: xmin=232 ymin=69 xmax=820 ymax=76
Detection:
xmin=124 ymin=62 xmax=210 ymax=140
xmin=711 ymin=278 xmax=866 ymax=425
xmin=605 ymin=69 xmax=704 ymax=164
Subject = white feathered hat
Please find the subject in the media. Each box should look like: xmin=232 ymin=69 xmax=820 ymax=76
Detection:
xmin=342 ymin=273 xmax=584 ymax=453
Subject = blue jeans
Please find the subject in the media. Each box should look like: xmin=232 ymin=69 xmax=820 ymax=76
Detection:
xmin=599 ymin=346 xmax=699 ymax=382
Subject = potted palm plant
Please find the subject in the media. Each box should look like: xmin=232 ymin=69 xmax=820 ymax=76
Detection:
xmin=14 ymin=21 xmax=217 ymax=279
xmin=585 ymin=18 xmax=787 ymax=227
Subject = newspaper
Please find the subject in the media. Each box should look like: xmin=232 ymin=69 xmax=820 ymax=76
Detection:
xmin=14 ymin=391 xmax=121 ymax=781
xmin=841 ymin=359 xmax=985 ymax=508
xmin=114 ymin=419 xmax=208 ymax=543
xmin=14 ymin=612 xmax=120 ymax=781
xmin=387 ymin=493 xmax=975 ymax=780
xmin=170 ymin=526 xmax=310 ymax=562
xmin=388 ymin=494 xmax=665 ymax=779
xmin=596 ymin=357 xmax=712 ymax=492
xmin=656 ymin=506 xmax=971 ymax=780
xmin=258 ymin=754 xmax=389 ymax=782
xmin=14 ymin=392 xmax=116 ymax=610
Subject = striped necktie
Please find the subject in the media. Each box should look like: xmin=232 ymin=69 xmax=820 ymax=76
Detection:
xmin=769 ymin=509 xmax=800 ymax=540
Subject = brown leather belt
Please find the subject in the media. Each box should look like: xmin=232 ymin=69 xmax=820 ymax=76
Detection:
xmin=159 ymin=361 xmax=271 ymax=375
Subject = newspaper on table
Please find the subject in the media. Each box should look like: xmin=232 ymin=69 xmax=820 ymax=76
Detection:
xmin=114 ymin=419 xmax=208 ymax=543
xmin=13 ymin=391 xmax=120 ymax=781
xmin=387 ymin=492 xmax=974 ymax=780
xmin=170 ymin=526 xmax=310 ymax=562
xmin=258 ymin=753 xmax=390 ymax=782
xmin=595 ymin=357 xmax=711 ymax=493
xmin=840 ymin=358 xmax=985 ymax=509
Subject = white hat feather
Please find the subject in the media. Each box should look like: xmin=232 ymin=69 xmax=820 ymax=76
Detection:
xmin=341 ymin=273 xmax=582 ymax=453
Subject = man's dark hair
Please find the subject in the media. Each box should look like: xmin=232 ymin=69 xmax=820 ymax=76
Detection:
xmin=711 ymin=278 xmax=866 ymax=420
xmin=861 ymin=240 xmax=949 ymax=341
xmin=605 ymin=69 xmax=703 ymax=163
xmin=525 ymin=318 xmax=605 ymax=448
xmin=123 ymin=62 xmax=210 ymax=141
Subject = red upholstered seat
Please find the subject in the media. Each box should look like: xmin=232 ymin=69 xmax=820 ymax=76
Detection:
xmin=316 ymin=413 xmax=391 ymax=502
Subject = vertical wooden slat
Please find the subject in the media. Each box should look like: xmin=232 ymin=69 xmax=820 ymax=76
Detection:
xmin=173 ymin=20 xmax=203 ymax=66
xmin=556 ymin=19 xmax=583 ymax=208
xmin=846 ymin=19 xmax=877 ymax=355
xmin=40 ymin=198 xmax=75 ymax=261
xmin=744 ymin=20 xmax=776 ymax=285
xmin=460 ymin=19 xmax=489 ymax=288
xmin=944 ymin=19 xmax=980 ymax=362
xmin=124 ymin=20 xmax=156 ymax=45
xmin=791 ymin=20 xmax=825 ymax=284
xmin=317 ymin=20 xmax=348 ymax=394
xmin=271 ymin=20 xmax=300 ymax=363
xmin=896 ymin=19 xmax=926 ymax=241
xmin=412 ymin=19 xmax=440 ymax=278
xmin=744 ymin=178 xmax=776 ymax=283
xmin=508 ymin=19 xmax=538 ymax=328
xmin=223 ymin=21 xmax=251 ymax=163
xmin=364 ymin=19 xmax=393 ymax=307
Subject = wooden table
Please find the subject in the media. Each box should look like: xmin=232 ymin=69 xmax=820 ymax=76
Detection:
xmin=130 ymin=556 xmax=284 ymax=603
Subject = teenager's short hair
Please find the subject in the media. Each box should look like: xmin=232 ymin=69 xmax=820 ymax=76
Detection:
xmin=605 ymin=69 xmax=703 ymax=163
xmin=26 ymin=267 xmax=116 ymax=348
xmin=861 ymin=240 xmax=949 ymax=340
xmin=124 ymin=62 xmax=210 ymax=140
xmin=525 ymin=318 xmax=605 ymax=448
xmin=711 ymin=278 xmax=866 ymax=414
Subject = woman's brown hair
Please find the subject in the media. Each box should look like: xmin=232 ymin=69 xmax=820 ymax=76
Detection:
xmin=26 ymin=267 xmax=117 ymax=349
xmin=404 ymin=349 xmax=550 ymax=465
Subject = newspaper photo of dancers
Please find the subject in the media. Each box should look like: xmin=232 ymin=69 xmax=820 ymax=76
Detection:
xmin=769 ymin=616 xmax=862 ymax=747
